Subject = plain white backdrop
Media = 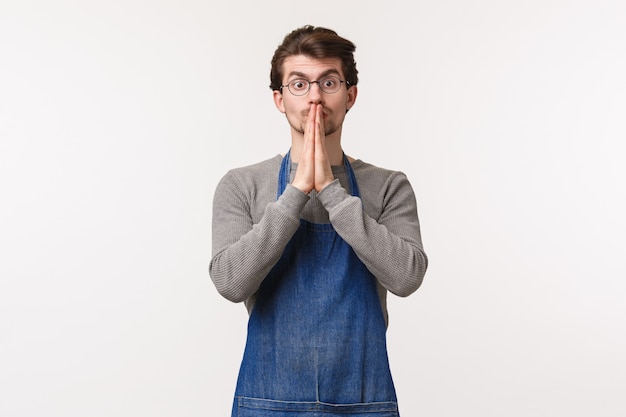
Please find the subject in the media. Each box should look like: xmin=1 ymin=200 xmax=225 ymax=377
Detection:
xmin=1 ymin=0 xmax=625 ymax=416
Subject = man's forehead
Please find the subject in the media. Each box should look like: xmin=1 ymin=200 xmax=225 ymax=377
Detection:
xmin=282 ymin=55 xmax=343 ymax=77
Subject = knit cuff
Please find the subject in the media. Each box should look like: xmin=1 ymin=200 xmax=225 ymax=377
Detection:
xmin=277 ymin=184 xmax=310 ymax=218
xmin=316 ymin=179 xmax=350 ymax=213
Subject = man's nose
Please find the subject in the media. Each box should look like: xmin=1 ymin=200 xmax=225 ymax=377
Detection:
xmin=308 ymin=82 xmax=323 ymax=103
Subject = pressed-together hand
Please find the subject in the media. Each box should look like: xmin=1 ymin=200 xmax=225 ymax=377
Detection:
xmin=291 ymin=104 xmax=335 ymax=194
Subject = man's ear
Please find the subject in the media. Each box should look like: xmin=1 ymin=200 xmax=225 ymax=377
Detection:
xmin=346 ymin=85 xmax=358 ymax=112
xmin=273 ymin=90 xmax=286 ymax=113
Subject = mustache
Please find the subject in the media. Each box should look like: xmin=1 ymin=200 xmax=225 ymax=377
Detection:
xmin=301 ymin=109 xmax=329 ymax=118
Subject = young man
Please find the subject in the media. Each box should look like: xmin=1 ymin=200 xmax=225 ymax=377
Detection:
xmin=210 ymin=25 xmax=427 ymax=417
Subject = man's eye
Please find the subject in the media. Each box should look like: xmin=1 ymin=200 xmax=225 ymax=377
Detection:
xmin=291 ymin=80 xmax=307 ymax=90
xmin=323 ymin=78 xmax=337 ymax=88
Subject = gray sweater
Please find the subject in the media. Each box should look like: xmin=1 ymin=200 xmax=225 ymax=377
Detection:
xmin=209 ymin=154 xmax=427 ymax=325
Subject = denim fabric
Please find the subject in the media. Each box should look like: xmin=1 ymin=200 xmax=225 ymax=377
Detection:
xmin=232 ymin=152 xmax=398 ymax=416
xmin=236 ymin=397 xmax=398 ymax=416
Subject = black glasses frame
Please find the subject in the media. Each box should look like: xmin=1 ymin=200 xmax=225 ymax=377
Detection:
xmin=280 ymin=77 xmax=349 ymax=96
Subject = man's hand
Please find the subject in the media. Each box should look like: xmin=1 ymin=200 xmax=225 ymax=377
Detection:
xmin=291 ymin=104 xmax=335 ymax=194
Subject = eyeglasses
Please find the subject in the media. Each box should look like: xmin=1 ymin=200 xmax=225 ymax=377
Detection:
xmin=280 ymin=76 xmax=348 ymax=96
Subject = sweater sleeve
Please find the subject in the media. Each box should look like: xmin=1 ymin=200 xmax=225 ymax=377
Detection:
xmin=209 ymin=170 xmax=309 ymax=303
xmin=317 ymin=172 xmax=428 ymax=297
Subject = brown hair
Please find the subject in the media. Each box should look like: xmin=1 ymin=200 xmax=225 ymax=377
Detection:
xmin=269 ymin=25 xmax=359 ymax=92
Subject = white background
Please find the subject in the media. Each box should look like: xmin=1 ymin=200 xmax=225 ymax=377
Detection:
xmin=1 ymin=0 xmax=625 ymax=416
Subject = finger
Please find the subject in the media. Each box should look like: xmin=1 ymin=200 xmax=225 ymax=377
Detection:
xmin=315 ymin=104 xmax=327 ymax=155
xmin=315 ymin=104 xmax=323 ymax=143
xmin=307 ymin=103 xmax=316 ymax=132
xmin=314 ymin=104 xmax=334 ymax=192
xmin=316 ymin=103 xmax=323 ymax=127
xmin=292 ymin=104 xmax=317 ymax=194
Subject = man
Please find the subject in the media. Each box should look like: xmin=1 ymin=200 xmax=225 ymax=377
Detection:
xmin=210 ymin=25 xmax=427 ymax=417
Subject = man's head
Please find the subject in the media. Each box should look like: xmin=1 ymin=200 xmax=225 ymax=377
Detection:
xmin=269 ymin=25 xmax=359 ymax=92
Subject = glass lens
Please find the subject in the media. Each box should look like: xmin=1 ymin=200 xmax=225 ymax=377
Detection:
xmin=288 ymin=79 xmax=309 ymax=95
xmin=320 ymin=77 xmax=340 ymax=93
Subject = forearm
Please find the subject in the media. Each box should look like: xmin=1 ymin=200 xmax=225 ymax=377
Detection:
xmin=210 ymin=184 xmax=309 ymax=303
xmin=318 ymin=178 xmax=428 ymax=296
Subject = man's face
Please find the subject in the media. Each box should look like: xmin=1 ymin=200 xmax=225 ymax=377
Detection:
xmin=273 ymin=55 xmax=357 ymax=138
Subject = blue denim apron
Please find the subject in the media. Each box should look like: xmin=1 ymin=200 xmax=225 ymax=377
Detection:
xmin=232 ymin=152 xmax=399 ymax=417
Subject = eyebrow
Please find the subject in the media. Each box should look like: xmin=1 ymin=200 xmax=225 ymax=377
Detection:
xmin=286 ymin=69 xmax=341 ymax=80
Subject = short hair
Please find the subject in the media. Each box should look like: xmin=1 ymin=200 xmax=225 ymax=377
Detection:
xmin=269 ymin=25 xmax=359 ymax=92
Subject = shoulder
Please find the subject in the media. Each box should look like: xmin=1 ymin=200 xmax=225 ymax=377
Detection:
xmin=217 ymin=155 xmax=282 ymax=189
xmin=213 ymin=155 xmax=284 ymax=214
xmin=224 ymin=155 xmax=283 ymax=179
xmin=348 ymin=159 xmax=416 ymax=220
xmin=351 ymin=159 xmax=412 ymax=190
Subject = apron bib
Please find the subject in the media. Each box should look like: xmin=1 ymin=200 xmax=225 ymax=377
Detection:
xmin=232 ymin=152 xmax=399 ymax=417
